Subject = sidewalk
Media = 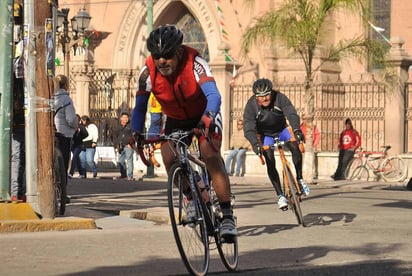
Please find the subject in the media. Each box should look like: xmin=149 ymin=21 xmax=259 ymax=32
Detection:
xmin=0 ymin=170 xmax=408 ymax=233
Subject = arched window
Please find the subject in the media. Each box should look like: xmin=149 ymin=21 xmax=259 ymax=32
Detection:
xmin=176 ymin=14 xmax=209 ymax=61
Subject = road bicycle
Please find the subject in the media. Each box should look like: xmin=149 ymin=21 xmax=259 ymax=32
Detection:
xmin=137 ymin=128 xmax=238 ymax=276
xmin=260 ymin=137 xmax=305 ymax=227
xmin=345 ymin=146 xmax=408 ymax=182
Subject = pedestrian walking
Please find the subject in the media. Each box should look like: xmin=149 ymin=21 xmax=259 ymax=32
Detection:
xmin=79 ymin=115 xmax=99 ymax=179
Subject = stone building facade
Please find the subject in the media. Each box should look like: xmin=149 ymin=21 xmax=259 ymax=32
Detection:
xmin=56 ymin=0 xmax=412 ymax=178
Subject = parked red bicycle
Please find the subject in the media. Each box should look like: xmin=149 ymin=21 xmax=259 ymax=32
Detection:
xmin=345 ymin=146 xmax=408 ymax=182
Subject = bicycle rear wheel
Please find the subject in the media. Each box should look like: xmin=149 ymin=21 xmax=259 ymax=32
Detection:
xmin=53 ymin=148 xmax=67 ymax=216
xmin=380 ymin=156 xmax=408 ymax=182
xmin=345 ymin=157 xmax=363 ymax=180
xmin=167 ymin=163 xmax=209 ymax=276
xmin=284 ymin=164 xmax=305 ymax=226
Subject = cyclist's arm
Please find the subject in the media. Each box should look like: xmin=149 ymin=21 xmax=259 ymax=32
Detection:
xmin=275 ymin=92 xmax=300 ymax=131
xmin=131 ymin=67 xmax=151 ymax=132
xmin=194 ymin=56 xmax=221 ymax=116
xmin=243 ymin=97 xmax=260 ymax=146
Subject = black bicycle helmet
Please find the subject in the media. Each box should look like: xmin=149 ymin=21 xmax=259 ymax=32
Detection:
xmin=146 ymin=25 xmax=183 ymax=58
xmin=253 ymin=78 xmax=273 ymax=96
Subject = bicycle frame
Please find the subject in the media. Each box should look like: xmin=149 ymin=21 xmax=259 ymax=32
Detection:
xmin=261 ymin=137 xmax=305 ymax=226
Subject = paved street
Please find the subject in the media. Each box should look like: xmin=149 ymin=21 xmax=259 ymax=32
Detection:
xmin=1 ymin=171 xmax=411 ymax=275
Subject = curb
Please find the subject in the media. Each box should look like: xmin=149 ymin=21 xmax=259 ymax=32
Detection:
xmin=120 ymin=207 xmax=171 ymax=225
xmin=0 ymin=217 xmax=97 ymax=233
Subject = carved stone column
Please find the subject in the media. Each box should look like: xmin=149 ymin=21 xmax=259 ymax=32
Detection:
xmin=70 ymin=54 xmax=94 ymax=116
xmin=112 ymin=69 xmax=135 ymax=116
xmin=209 ymin=42 xmax=240 ymax=151
xmin=385 ymin=36 xmax=412 ymax=154
xmin=69 ymin=30 xmax=108 ymax=116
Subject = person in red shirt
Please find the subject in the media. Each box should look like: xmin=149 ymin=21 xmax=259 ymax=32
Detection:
xmin=332 ymin=118 xmax=361 ymax=180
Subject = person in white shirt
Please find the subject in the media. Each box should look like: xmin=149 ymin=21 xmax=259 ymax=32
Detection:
xmin=79 ymin=115 xmax=99 ymax=178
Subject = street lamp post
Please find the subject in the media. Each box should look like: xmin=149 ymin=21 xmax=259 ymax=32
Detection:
xmin=56 ymin=7 xmax=91 ymax=77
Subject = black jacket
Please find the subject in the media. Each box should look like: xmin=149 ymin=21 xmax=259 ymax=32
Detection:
xmin=243 ymin=90 xmax=300 ymax=146
xmin=112 ymin=122 xmax=133 ymax=150
xmin=72 ymin=124 xmax=88 ymax=149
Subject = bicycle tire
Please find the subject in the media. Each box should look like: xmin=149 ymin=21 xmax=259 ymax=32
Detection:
xmin=283 ymin=164 xmax=305 ymax=227
xmin=380 ymin=156 xmax=408 ymax=182
xmin=167 ymin=163 xmax=209 ymax=276
xmin=345 ymin=157 xmax=363 ymax=180
xmin=211 ymin=186 xmax=239 ymax=271
xmin=352 ymin=165 xmax=369 ymax=181
xmin=53 ymin=148 xmax=67 ymax=216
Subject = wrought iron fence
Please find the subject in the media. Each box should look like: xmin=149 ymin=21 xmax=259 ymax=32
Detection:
xmin=89 ymin=69 xmax=137 ymax=146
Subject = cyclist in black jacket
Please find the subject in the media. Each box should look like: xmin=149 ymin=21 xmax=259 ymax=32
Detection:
xmin=243 ymin=78 xmax=310 ymax=210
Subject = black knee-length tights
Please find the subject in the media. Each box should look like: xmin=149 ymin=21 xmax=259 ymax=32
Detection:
xmin=262 ymin=141 xmax=303 ymax=196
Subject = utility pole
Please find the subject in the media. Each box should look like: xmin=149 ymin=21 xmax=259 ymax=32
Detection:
xmin=34 ymin=0 xmax=55 ymax=218
xmin=0 ymin=0 xmax=14 ymax=200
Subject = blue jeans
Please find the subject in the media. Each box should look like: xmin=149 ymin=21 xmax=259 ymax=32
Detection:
xmin=69 ymin=145 xmax=85 ymax=176
xmin=80 ymin=147 xmax=97 ymax=177
xmin=117 ymin=147 xmax=134 ymax=178
xmin=225 ymin=148 xmax=247 ymax=176
xmin=11 ymin=128 xmax=25 ymax=198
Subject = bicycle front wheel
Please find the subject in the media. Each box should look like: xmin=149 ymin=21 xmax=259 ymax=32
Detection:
xmin=284 ymin=164 xmax=305 ymax=226
xmin=167 ymin=163 xmax=209 ymax=276
xmin=380 ymin=156 xmax=408 ymax=182
xmin=351 ymin=165 xmax=369 ymax=181
xmin=53 ymin=148 xmax=67 ymax=216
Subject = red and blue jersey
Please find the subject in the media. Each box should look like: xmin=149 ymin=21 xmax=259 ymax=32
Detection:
xmin=131 ymin=45 xmax=221 ymax=132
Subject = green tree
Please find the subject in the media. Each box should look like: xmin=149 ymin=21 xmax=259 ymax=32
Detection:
xmin=241 ymin=0 xmax=388 ymax=183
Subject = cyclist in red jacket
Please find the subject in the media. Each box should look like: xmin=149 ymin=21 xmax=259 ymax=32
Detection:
xmin=332 ymin=118 xmax=361 ymax=180
xmin=131 ymin=25 xmax=237 ymax=241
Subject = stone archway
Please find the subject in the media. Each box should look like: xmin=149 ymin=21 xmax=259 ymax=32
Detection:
xmin=112 ymin=0 xmax=222 ymax=71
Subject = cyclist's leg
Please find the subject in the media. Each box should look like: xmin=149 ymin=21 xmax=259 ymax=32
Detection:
xmin=287 ymin=141 xmax=303 ymax=179
xmin=287 ymin=140 xmax=310 ymax=195
xmin=199 ymin=116 xmax=237 ymax=239
xmin=262 ymin=147 xmax=282 ymax=195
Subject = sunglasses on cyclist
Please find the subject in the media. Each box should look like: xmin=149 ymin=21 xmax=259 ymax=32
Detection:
xmin=152 ymin=51 xmax=175 ymax=60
